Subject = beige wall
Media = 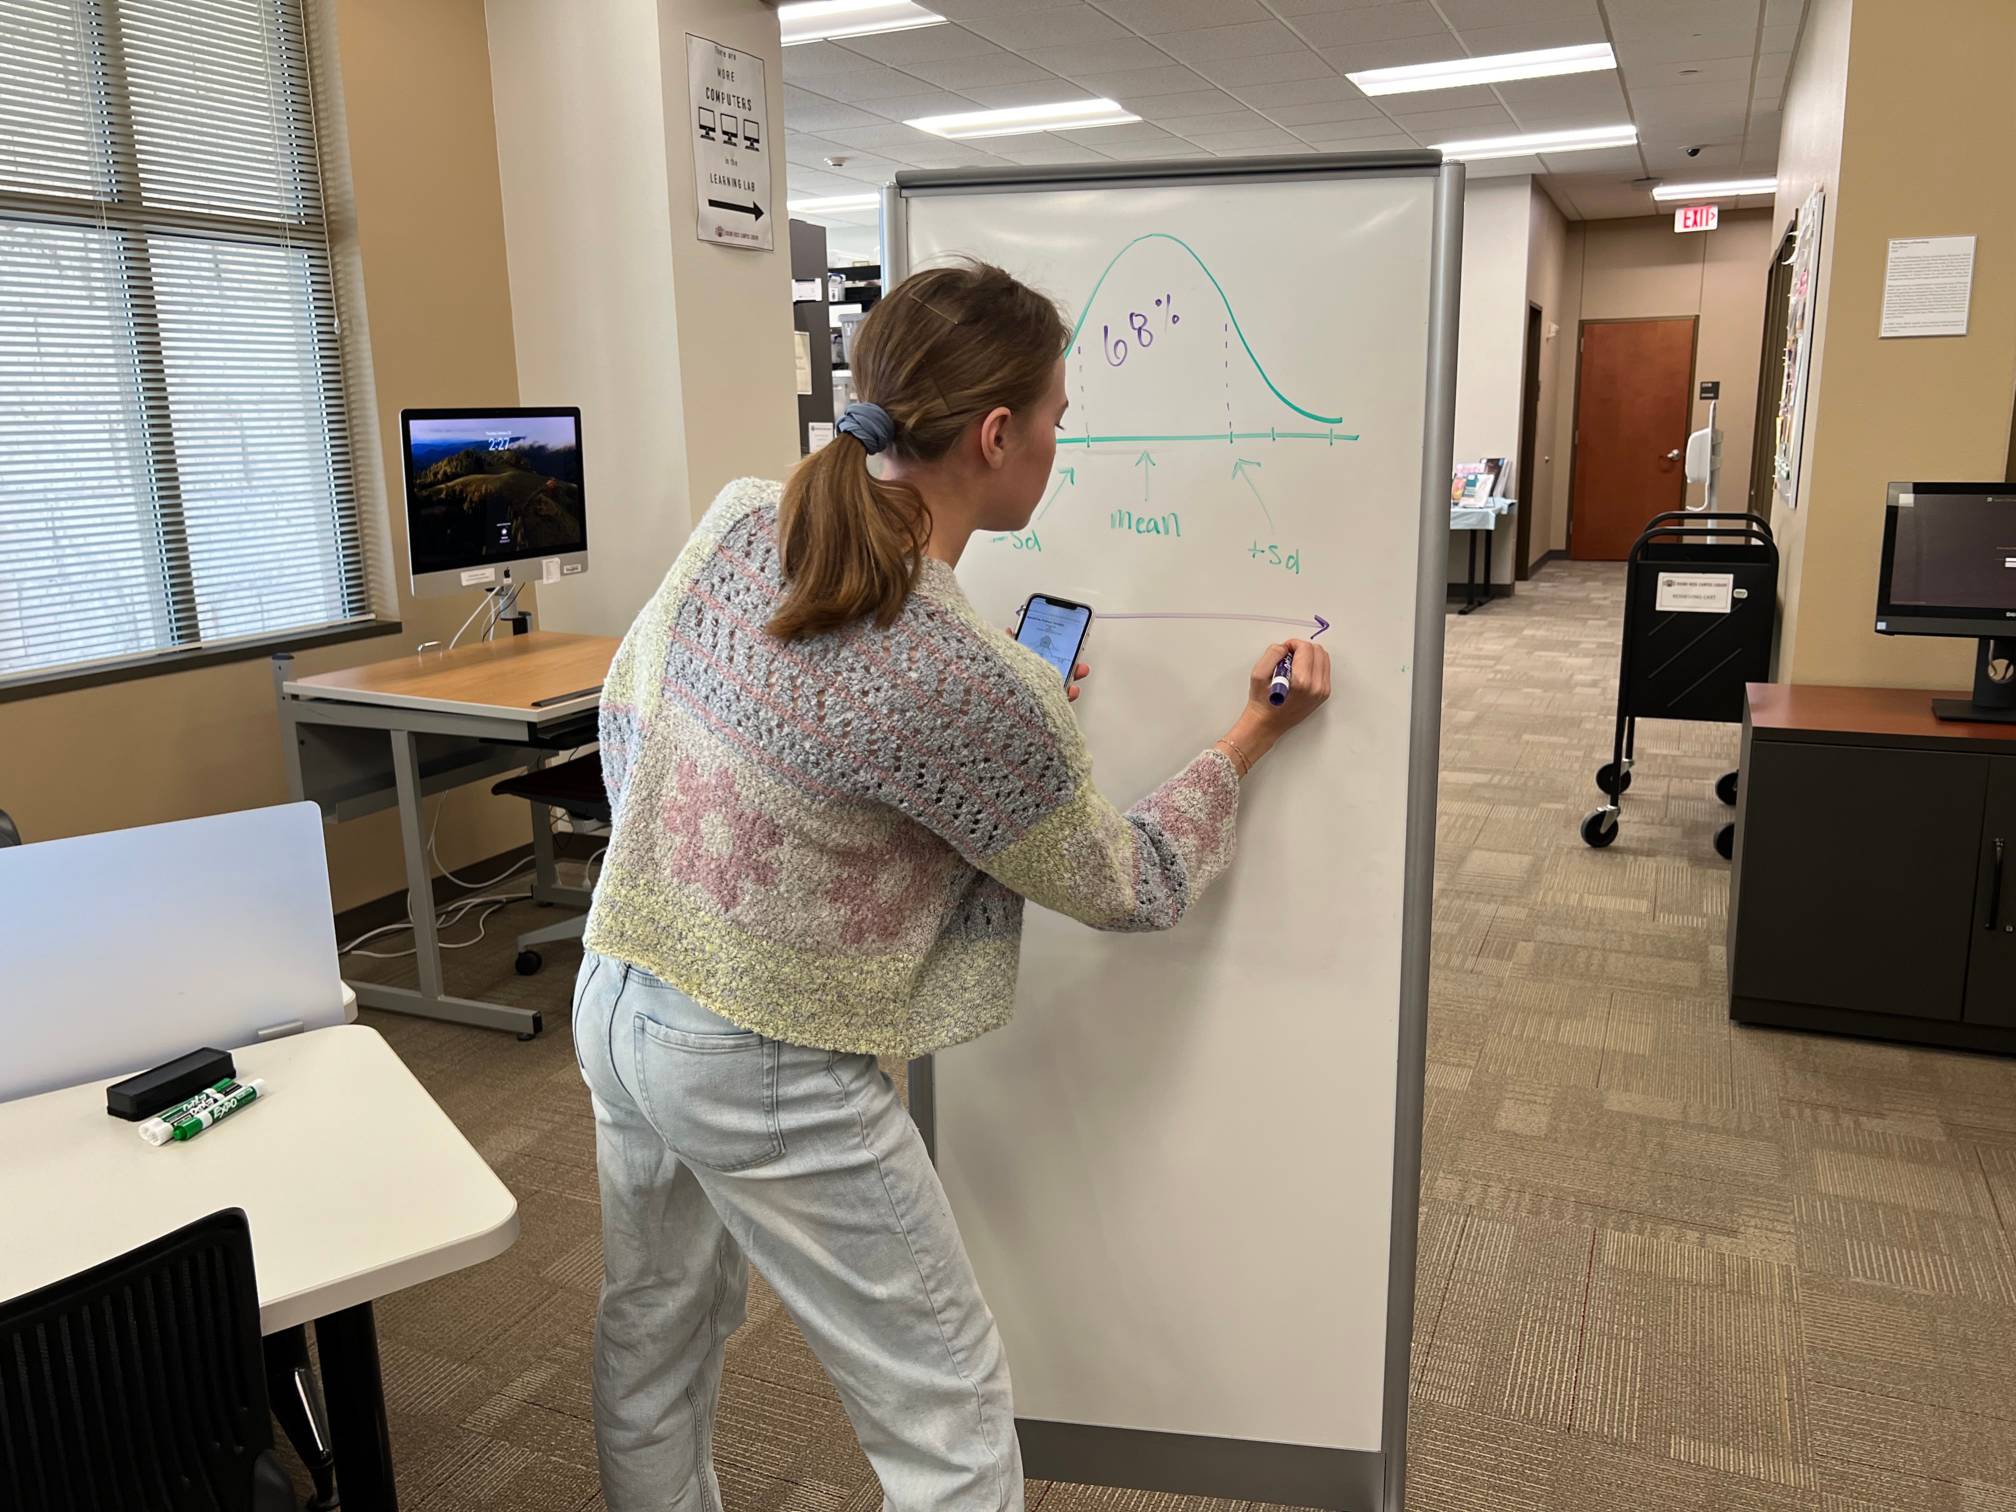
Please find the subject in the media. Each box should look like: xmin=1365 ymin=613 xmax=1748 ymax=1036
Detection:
xmin=487 ymin=0 xmax=801 ymax=638
xmin=1450 ymin=176 xmax=1534 ymax=588
xmin=0 ymin=0 xmax=530 ymax=912
xmin=1525 ymin=187 xmax=1574 ymax=570
xmin=1542 ymin=209 xmax=1775 ymax=555
xmin=1769 ymin=0 xmax=2016 ymax=690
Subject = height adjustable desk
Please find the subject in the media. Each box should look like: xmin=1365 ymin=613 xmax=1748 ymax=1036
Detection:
xmin=275 ymin=631 xmax=618 ymax=1037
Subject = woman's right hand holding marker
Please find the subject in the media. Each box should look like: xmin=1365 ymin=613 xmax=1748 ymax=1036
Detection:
xmin=1214 ymin=638 xmax=1332 ymax=777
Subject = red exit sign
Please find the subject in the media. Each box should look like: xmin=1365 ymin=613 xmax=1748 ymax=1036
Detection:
xmin=1674 ymin=203 xmax=1720 ymax=233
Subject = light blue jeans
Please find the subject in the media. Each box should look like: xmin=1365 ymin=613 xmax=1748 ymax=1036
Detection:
xmin=572 ymin=952 xmax=1023 ymax=1512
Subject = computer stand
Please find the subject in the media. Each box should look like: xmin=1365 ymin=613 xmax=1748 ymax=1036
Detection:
xmin=1931 ymin=636 xmax=2016 ymax=722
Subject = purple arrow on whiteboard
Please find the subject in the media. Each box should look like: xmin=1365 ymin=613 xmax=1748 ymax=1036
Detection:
xmin=1099 ymin=611 xmax=1331 ymax=637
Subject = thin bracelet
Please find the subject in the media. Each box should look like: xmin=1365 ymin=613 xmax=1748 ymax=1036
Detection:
xmin=1214 ymin=736 xmax=1251 ymax=778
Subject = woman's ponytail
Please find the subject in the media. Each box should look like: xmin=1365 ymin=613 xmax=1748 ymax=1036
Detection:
xmin=765 ymin=260 xmax=1068 ymax=642
xmin=768 ymin=432 xmax=929 ymax=640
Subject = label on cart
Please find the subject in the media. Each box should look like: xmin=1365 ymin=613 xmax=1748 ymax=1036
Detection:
xmin=1655 ymin=572 xmax=1734 ymax=613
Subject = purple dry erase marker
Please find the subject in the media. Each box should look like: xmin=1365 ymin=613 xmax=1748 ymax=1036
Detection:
xmin=1268 ymin=651 xmax=1293 ymax=706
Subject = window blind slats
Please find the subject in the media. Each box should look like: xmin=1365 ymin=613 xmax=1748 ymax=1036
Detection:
xmin=0 ymin=0 xmax=368 ymax=683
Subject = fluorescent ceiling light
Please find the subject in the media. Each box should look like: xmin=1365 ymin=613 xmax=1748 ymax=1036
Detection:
xmin=1438 ymin=124 xmax=1637 ymax=161
xmin=780 ymin=0 xmax=946 ymax=47
xmin=1348 ymin=42 xmax=1616 ymax=96
xmin=788 ymin=194 xmax=882 ymax=213
xmin=907 ymin=98 xmax=1140 ymax=139
xmin=1651 ymin=177 xmax=1778 ymax=201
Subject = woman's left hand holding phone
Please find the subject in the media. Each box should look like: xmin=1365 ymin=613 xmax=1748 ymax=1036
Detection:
xmin=1001 ymin=626 xmax=1091 ymax=702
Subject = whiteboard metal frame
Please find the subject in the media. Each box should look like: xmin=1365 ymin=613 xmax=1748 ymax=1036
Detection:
xmin=881 ymin=153 xmax=1462 ymax=1512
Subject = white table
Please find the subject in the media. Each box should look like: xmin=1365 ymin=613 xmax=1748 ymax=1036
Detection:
xmin=0 ymin=1024 xmax=517 ymax=1510
xmin=1450 ymin=496 xmax=1516 ymax=614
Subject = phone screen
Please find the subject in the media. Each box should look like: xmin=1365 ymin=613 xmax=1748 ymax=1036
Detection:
xmin=1015 ymin=595 xmax=1092 ymax=684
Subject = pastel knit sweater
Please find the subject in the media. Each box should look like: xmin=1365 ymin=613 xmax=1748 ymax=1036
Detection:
xmin=583 ymin=478 xmax=1241 ymax=1060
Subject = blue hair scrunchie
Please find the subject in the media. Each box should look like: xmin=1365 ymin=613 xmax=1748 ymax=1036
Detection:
xmin=835 ymin=401 xmax=896 ymax=456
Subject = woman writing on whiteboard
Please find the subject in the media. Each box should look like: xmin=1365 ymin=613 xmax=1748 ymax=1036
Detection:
xmin=573 ymin=261 xmax=1330 ymax=1511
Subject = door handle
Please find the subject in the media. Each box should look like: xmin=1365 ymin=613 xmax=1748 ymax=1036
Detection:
xmin=1980 ymin=836 xmax=2005 ymax=931
xmin=1665 ymin=448 xmax=1682 ymax=460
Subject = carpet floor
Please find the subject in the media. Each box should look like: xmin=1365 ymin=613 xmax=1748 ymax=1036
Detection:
xmin=341 ymin=561 xmax=2016 ymax=1511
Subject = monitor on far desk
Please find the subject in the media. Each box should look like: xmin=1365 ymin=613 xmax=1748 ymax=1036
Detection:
xmin=1876 ymin=481 xmax=2016 ymax=722
xmin=402 ymin=407 xmax=587 ymax=599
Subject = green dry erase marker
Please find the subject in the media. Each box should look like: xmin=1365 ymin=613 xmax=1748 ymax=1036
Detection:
xmin=138 ymin=1077 xmax=268 ymax=1146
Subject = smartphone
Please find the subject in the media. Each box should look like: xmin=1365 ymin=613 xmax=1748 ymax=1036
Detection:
xmin=1014 ymin=593 xmax=1093 ymax=685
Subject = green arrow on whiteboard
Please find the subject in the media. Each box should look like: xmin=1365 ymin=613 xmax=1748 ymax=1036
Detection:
xmin=1230 ymin=457 xmax=1275 ymax=529
xmin=1135 ymin=449 xmax=1157 ymax=501
xmin=1035 ymin=466 xmax=1076 ymax=521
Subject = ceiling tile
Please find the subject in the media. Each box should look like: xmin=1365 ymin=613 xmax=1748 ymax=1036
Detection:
xmin=1765 ymin=0 xmax=1806 ymax=22
xmin=1285 ymin=3 xmax=1451 ymax=47
xmin=897 ymin=52 xmax=1064 ymax=89
xmin=1643 ymin=143 xmax=1743 ymax=174
xmin=1118 ymin=140 xmax=1218 ymax=159
xmin=1152 ymin=20 xmax=1311 ymax=63
xmin=958 ymin=79 xmax=1107 ymax=108
xmin=1628 ymin=53 xmax=1754 ymax=88
xmin=884 ymin=138 xmax=1006 ymax=167
xmin=1162 ymin=109 xmax=1273 ymax=134
xmin=859 ymin=92 xmax=988 ymax=121
xmin=826 ymin=122 xmax=942 ymax=150
xmin=1228 ymin=74 xmax=1370 ymax=107
xmin=1434 ymin=0 xmax=1598 ymax=24
xmin=781 ymin=42 xmax=888 ymax=80
xmin=1130 ymin=89 xmax=1248 ymax=119
xmin=815 ymin=65 xmax=956 ymax=103
xmin=1299 ymin=131 xmax=1419 ymax=151
xmin=1395 ymin=104 xmax=1517 ymax=138
xmin=1025 ymin=38 xmax=1173 ymax=75
xmin=1629 ymin=82 xmax=1753 ymax=121
xmin=1613 ymin=28 xmax=1758 ymax=64
xmin=1053 ymin=120 xmax=1183 ymax=145
xmin=1191 ymin=50 xmax=1335 ymax=87
xmin=1261 ymin=97 xmax=1386 ymax=126
xmin=961 ymin=3 xmax=1133 ymax=48
xmin=1761 ymin=22 xmax=1800 ymax=48
xmin=817 ymin=152 xmax=908 ymax=183
xmin=1447 ymin=18 xmax=1609 ymax=54
xmin=987 ymin=136 xmax=1118 ymax=164
xmin=1315 ymin=36 xmax=1466 ymax=73
xmin=1182 ymin=126 xmax=1301 ymax=150
xmin=782 ymin=165 xmax=870 ymax=198
xmin=1266 ymin=0 xmax=1410 ymax=13
xmin=783 ymin=97 xmax=887 ymax=134
xmin=1534 ymin=144 xmax=1641 ymax=173
xmin=833 ymin=22 xmax=1004 ymax=65
xmin=1492 ymin=72 xmax=1628 ymax=114
xmin=1292 ymin=115 xmax=1412 ymax=143
xmin=1100 ymin=0 xmax=1272 ymax=30
xmin=1376 ymin=83 xmax=1505 ymax=114
xmin=1606 ymin=0 xmax=1759 ymax=30
xmin=784 ymin=131 xmax=850 ymax=165
xmin=1070 ymin=64 xmax=1217 ymax=96
xmin=929 ymin=0 xmax=1076 ymax=13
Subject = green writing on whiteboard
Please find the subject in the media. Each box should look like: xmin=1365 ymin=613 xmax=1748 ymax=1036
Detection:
xmin=1110 ymin=508 xmax=1181 ymax=538
xmin=1249 ymin=541 xmax=1301 ymax=574
xmin=991 ymin=529 xmax=1041 ymax=551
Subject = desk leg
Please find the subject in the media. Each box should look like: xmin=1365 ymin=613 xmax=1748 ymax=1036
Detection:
xmin=317 ymin=1302 xmax=399 ymax=1512
xmin=1458 ymin=529 xmax=1482 ymax=614
xmin=370 ymin=731 xmax=544 ymax=1035
xmin=528 ymin=754 xmax=560 ymax=905
xmin=389 ymin=731 xmax=446 ymax=1003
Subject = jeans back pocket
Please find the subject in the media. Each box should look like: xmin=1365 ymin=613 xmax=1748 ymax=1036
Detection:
xmin=633 ymin=1015 xmax=786 ymax=1172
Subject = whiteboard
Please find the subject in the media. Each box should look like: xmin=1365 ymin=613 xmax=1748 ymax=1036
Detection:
xmin=890 ymin=156 xmax=1458 ymax=1503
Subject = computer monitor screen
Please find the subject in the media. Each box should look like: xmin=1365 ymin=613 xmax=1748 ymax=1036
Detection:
xmin=1876 ymin=483 xmax=2016 ymax=635
xmin=401 ymin=407 xmax=585 ymax=594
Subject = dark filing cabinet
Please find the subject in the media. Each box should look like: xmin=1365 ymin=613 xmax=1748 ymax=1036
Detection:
xmin=1729 ymin=682 xmax=2016 ymax=1051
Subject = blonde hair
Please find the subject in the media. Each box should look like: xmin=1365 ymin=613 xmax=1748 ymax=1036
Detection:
xmin=768 ymin=261 xmax=1066 ymax=641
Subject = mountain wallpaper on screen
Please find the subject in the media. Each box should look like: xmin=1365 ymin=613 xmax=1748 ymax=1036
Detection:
xmin=410 ymin=440 xmax=584 ymax=573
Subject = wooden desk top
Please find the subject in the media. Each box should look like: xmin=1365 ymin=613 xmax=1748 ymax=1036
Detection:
xmin=285 ymin=630 xmax=618 ymax=720
xmin=1747 ymin=682 xmax=2016 ymax=745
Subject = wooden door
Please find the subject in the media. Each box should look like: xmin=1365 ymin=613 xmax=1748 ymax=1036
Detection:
xmin=1567 ymin=317 xmax=1696 ymax=560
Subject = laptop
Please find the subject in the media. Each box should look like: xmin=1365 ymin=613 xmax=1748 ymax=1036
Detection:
xmin=0 ymin=802 xmax=350 ymax=1103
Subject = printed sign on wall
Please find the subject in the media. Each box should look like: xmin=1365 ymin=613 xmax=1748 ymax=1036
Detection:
xmin=688 ymin=35 xmax=772 ymax=252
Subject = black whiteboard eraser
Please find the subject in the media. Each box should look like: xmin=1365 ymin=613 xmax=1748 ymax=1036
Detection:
xmin=105 ymin=1048 xmax=237 ymax=1121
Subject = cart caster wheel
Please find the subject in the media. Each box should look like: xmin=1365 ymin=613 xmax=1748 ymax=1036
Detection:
xmin=1596 ymin=762 xmax=1633 ymax=796
xmin=514 ymin=949 xmax=542 ymax=977
xmin=1580 ymin=809 xmax=1619 ymax=848
xmin=515 ymin=1012 xmax=544 ymax=1043
xmin=1714 ymin=823 xmax=1734 ymax=860
xmin=1715 ymin=771 xmax=1738 ymax=806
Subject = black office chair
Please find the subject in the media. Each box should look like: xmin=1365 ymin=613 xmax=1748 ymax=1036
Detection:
xmin=0 ymin=806 xmax=20 ymax=848
xmin=0 ymin=1208 xmax=297 ymax=1512
xmin=493 ymin=750 xmax=610 ymax=977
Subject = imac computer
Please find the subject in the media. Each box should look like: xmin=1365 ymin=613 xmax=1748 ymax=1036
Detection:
xmin=401 ymin=407 xmax=586 ymax=598
xmin=1875 ymin=481 xmax=2016 ymax=721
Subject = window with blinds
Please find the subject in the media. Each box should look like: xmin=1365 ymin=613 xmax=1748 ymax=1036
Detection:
xmin=0 ymin=0 xmax=370 ymax=685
